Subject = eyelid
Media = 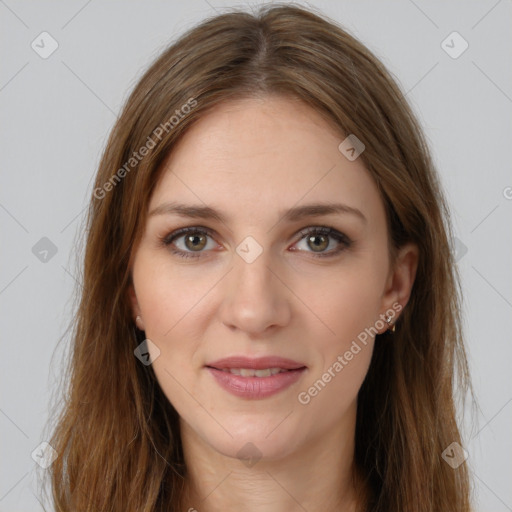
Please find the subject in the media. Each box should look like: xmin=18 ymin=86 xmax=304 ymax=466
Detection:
xmin=296 ymin=226 xmax=351 ymax=244
xmin=162 ymin=225 xmax=216 ymax=245
xmin=161 ymin=226 xmax=219 ymax=259
xmin=161 ymin=224 xmax=352 ymax=258
xmin=292 ymin=226 xmax=352 ymax=257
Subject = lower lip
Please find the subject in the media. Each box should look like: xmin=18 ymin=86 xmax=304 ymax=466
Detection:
xmin=206 ymin=367 xmax=307 ymax=399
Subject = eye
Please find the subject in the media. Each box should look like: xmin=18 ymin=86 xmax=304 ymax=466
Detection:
xmin=161 ymin=227 xmax=218 ymax=259
xmin=293 ymin=226 xmax=351 ymax=258
xmin=161 ymin=225 xmax=352 ymax=260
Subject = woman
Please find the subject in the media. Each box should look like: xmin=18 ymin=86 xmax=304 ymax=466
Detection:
xmin=43 ymin=4 xmax=474 ymax=511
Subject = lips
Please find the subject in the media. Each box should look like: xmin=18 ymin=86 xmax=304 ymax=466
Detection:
xmin=206 ymin=356 xmax=306 ymax=371
xmin=221 ymin=367 xmax=285 ymax=377
xmin=205 ymin=356 xmax=307 ymax=399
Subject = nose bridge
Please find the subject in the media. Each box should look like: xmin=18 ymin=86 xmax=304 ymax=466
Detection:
xmin=234 ymin=244 xmax=273 ymax=292
xmin=220 ymin=239 xmax=290 ymax=333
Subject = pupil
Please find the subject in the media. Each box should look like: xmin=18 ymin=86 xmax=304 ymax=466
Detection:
xmin=309 ymin=234 xmax=327 ymax=251
xmin=187 ymin=234 xmax=205 ymax=250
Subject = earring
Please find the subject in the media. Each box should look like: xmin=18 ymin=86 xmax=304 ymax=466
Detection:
xmin=385 ymin=315 xmax=396 ymax=333
xmin=135 ymin=315 xmax=145 ymax=331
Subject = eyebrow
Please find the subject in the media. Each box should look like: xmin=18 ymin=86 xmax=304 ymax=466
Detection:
xmin=149 ymin=201 xmax=367 ymax=224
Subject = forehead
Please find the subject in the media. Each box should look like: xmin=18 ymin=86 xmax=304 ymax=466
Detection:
xmin=149 ymin=96 xmax=385 ymax=229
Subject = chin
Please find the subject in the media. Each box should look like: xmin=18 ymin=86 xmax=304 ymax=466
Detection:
xmin=216 ymin=434 xmax=299 ymax=464
xmin=187 ymin=414 xmax=304 ymax=463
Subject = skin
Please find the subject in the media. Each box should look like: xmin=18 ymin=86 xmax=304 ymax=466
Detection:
xmin=128 ymin=95 xmax=418 ymax=512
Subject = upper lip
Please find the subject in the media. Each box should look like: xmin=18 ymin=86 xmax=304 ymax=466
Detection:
xmin=206 ymin=356 xmax=306 ymax=370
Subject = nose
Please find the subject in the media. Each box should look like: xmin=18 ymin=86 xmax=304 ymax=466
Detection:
xmin=219 ymin=247 xmax=291 ymax=336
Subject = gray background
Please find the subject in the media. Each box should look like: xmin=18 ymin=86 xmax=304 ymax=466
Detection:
xmin=1 ymin=1 xmax=511 ymax=510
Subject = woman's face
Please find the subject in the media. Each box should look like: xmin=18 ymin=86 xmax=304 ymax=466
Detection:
xmin=129 ymin=95 xmax=416 ymax=462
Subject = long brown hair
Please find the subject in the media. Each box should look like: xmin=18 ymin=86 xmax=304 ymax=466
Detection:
xmin=42 ymin=4 xmax=475 ymax=511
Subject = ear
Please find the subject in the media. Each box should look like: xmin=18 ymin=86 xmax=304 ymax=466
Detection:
xmin=379 ymin=242 xmax=419 ymax=331
xmin=128 ymin=282 xmax=145 ymax=331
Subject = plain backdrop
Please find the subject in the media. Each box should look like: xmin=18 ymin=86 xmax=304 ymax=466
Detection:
xmin=1 ymin=1 xmax=511 ymax=510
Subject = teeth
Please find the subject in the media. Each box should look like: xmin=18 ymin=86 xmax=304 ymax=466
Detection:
xmin=222 ymin=367 xmax=285 ymax=377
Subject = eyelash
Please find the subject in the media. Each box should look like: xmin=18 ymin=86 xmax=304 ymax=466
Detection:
xmin=160 ymin=226 xmax=352 ymax=260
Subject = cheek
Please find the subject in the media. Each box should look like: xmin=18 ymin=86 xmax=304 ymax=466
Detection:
xmin=293 ymin=252 xmax=386 ymax=405
xmin=295 ymin=259 xmax=386 ymax=347
xmin=306 ymin=281 xmax=378 ymax=385
xmin=133 ymin=251 xmax=214 ymax=341
xmin=295 ymin=272 xmax=380 ymax=419
xmin=131 ymin=250 xmax=216 ymax=402
xmin=132 ymin=255 xmax=203 ymax=413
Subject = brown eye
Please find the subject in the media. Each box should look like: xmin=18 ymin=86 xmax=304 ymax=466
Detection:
xmin=294 ymin=227 xmax=352 ymax=258
xmin=184 ymin=233 xmax=208 ymax=251
xmin=162 ymin=227 xmax=217 ymax=259
xmin=306 ymin=233 xmax=329 ymax=252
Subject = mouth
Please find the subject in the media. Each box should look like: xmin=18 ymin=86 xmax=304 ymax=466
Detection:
xmin=205 ymin=356 xmax=307 ymax=399
xmin=206 ymin=355 xmax=306 ymax=371
xmin=211 ymin=367 xmax=297 ymax=377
